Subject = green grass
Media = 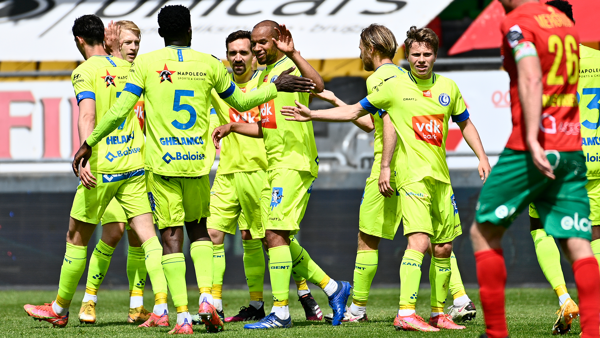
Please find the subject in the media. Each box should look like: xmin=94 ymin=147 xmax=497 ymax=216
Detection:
xmin=2 ymin=288 xmax=577 ymax=337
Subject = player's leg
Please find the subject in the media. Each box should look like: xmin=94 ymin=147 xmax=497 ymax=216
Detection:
xmin=124 ymin=172 xmax=174 ymax=331
xmin=347 ymin=231 xmax=379 ymax=322
xmin=585 ymin=179 xmax=600 ymax=266
xmin=446 ymin=251 xmax=477 ymax=322
xmin=528 ymin=203 xmax=579 ymax=334
xmin=125 ymin=227 xmax=151 ymax=323
xmin=394 ymin=179 xmax=438 ymax=332
xmin=206 ymin=172 xmax=242 ymax=320
xmin=24 ymin=178 xmax=111 ymax=327
xmin=427 ymin=181 xmax=464 ymax=330
xmin=539 ymin=156 xmax=600 ymax=338
xmin=184 ymin=175 xmax=223 ymax=333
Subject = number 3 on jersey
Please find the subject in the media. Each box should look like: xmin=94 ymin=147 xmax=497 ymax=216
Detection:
xmin=547 ymin=34 xmax=579 ymax=86
xmin=172 ymin=89 xmax=196 ymax=130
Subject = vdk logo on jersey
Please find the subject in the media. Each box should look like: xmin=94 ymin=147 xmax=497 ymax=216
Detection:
xmin=229 ymin=107 xmax=260 ymax=124
xmin=270 ymin=187 xmax=284 ymax=210
xmin=157 ymin=64 xmax=176 ymax=83
xmin=102 ymin=70 xmax=116 ymax=87
xmin=439 ymin=93 xmax=451 ymax=106
xmin=412 ymin=114 xmax=444 ymax=147
xmin=260 ymin=100 xmax=277 ymax=129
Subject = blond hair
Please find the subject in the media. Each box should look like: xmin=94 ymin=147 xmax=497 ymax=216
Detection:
xmin=115 ymin=20 xmax=141 ymax=40
xmin=360 ymin=24 xmax=398 ymax=59
xmin=404 ymin=26 xmax=439 ymax=57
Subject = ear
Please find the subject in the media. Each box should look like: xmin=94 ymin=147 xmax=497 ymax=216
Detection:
xmin=158 ymin=27 xmax=164 ymax=38
xmin=75 ymin=36 xmax=85 ymax=45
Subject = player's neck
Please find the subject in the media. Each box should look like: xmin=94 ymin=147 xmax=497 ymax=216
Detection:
xmin=163 ymin=38 xmax=190 ymax=48
xmin=373 ymin=57 xmax=394 ymax=71
xmin=267 ymin=51 xmax=286 ymax=66
xmin=83 ymin=44 xmax=108 ymax=60
xmin=233 ymin=69 xmax=254 ymax=84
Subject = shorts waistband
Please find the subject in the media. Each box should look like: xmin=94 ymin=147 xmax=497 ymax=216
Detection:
xmin=102 ymin=168 xmax=145 ymax=183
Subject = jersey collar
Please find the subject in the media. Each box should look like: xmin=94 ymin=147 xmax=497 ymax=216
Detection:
xmin=267 ymin=55 xmax=289 ymax=70
xmin=375 ymin=63 xmax=396 ymax=71
xmin=408 ymin=71 xmax=436 ymax=87
xmin=166 ymin=45 xmax=191 ymax=50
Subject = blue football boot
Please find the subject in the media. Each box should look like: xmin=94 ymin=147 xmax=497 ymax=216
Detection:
xmin=243 ymin=312 xmax=292 ymax=329
xmin=328 ymin=281 xmax=352 ymax=326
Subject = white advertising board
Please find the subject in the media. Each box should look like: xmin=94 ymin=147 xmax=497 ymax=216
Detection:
xmin=0 ymin=0 xmax=452 ymax=61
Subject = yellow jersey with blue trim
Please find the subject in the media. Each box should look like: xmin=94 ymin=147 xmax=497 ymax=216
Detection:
xmin=71 ymin=55 xmax=144 ymax=174
xmin=367 ymin=64 xmax=406 ymax=180
xmin=124 ymin=46 xmax=270 ymax=177
xmin=361 ymin=72 xmax=469 ymax=188
xmin=256 ymin=56 xmax=319 ymax=177
xmin=579 ymin=45 xmax=600 ymax=178
xmin=210 ymin=70 xmax=267 ymax=174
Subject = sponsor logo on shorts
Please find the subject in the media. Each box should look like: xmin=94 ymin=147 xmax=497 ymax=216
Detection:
xmin=451 ymin=194 xmax=458 ymax=215
xmin=405 ymin=191 xmax=426 ymax=198
xmin=147 ymin=192 xmax=156 ymax=212
xmin=270 ymin=187 xmax=284 ymax=210
xmin=412 ymin=114 xmax=444 ymax=147
xmin=162 ymin=151 xmax=205 ymax=164
xmin=495 ymin=205 xmax=516 ymax=219
xmin=438 ymin=93 xmax=451 ymax=106
xmin=102 ymin=168 xmax=145 ymax=183
xmin=561 ymin=213 xmax=591 ymax=233
xmin=105 ymin=147 xmax=141 ymax=162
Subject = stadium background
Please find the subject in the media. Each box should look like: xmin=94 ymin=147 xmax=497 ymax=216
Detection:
xmin=0 ymin=0 xmax=598 ymax=289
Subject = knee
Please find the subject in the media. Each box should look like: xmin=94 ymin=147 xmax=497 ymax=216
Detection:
xmin=240 ymin=230 xmax=253 ymax=241
xmin=433 ymin=242 xmax=453 ymax=258
xmin=208 ymin=228 xmax=225 ymax=244
xmin=357 ymin=231 xmax=380 ymax=251
xmin=406 ymin=233 xmax=429 ymax=253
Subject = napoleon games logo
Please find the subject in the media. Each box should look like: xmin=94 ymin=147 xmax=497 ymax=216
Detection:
xmin=157 ymin=64 xmax=176 ymax=83
xmin=270 ymin=187 xmax=283 ymax=210
xmin=412 ymin=114 xmax=444 ymax=147
xmin=102 ymin=70 xmax=116 ymax=87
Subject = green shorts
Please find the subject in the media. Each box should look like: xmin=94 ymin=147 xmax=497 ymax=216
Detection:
xmin=70 ymin=168 xmax=150 ymax=225
xmin=476 ymin=149 xmax=591 ymax=240
xmin=150 ymin=172 xmax=210 ymax=229
xmin=529 ymin=177 xmax=600 ymax=227
xmin=207 ymin=170 xmax=266 ymax=239
xmin=399 ymin=177 xmax=462 ymax=243
xmin=100 ymin=198 xmax=129 ymax=230
xmin=359 ymin=177 xmax=402 ymax=240
xmin=261 ymin=169 xmax=315 ymax=235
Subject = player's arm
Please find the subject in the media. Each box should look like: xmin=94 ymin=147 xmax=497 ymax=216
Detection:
xmin=515 ymin=43 xmax=555 ymax=179
xmin=77 ymin=99 xmax=98 ymax=189
xmin=312 ymin=89 xmax=374 ymax=132
xmin=218 ymin=67 xmax=314 ymax=112
xmin=379 ymin=112 xmax=396 ymax=198
xmin=456 ymin=118 xmax=491 ymax=183
xmin=212 ymin=122 xmax=263 ymax=148
xmin=274 ymin=24 xmax=325 ymax=92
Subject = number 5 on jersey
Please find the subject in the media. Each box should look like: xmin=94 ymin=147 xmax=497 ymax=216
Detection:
xmin=172 ymin=90 xmax=196 ymax=130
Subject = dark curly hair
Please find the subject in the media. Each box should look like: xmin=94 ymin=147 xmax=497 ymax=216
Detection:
xmin=404 ymin=26 xmax=439 ymax=57
xmin=546 ymin=0 xmax=574 ymax=22
xmin=72 ymin=14 xmax=104 ymax=46
xmin=226 ymin=30 xmax=251 ymax=50
xmin=157 ymin=5 xmax=191 ymax=37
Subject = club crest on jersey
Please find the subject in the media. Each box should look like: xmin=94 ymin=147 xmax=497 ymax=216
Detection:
xmin=270 ymin=75 xmax=278 ymax=83
xmin=263 ymin=74 xmax=269 ymax=82
xmin=101 ymin=70 xmax=116 ymax=87
xmin=412 ymin=114 xmax=444 ymax=147
xmin=157 ymin=64 xmax=176 ymax=83
xmin=270 ymin=187 xmax=283 ymax=210
xmin=438 ymin=93 xmax=450 ymax=106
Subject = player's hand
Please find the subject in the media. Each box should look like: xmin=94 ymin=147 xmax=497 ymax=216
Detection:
xmin=79 ymin=161 xmax=97 ymax=190
xmin=478 ymin=157 xmax=492 ymax=184
xmin=528 ymin=141 xmax=555 ymax=180
xmin=212 ymin=124 xmax=232 ymax=149
xmin=281 ymin=100 xmax=312 ymax=122
xmin=311 ymin=89 xmax=339 ymax=106
xmin=72 ymin=141 xmax=93 ymax=178
xmin=273 ymin=24 xmax=295 ymax=56
xmin=104 ymin=20 xmax=122 ymax=59
xmin=378 ymin=166 xmax=394 ymax=198
xmin=273 ymin=67 xmax=315 ymax=93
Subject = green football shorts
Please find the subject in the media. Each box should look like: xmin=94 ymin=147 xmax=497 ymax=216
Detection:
xmin=207 ymin=170 xmax=266 ymax=239
xmin=359 ymin=177 xmax=402 ymax=240
xmin=476 ymin=148 xmax=591 ymax=240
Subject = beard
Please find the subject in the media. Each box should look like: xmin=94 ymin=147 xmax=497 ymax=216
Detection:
xmin=232 ymin=62 xmax=247 ymax=76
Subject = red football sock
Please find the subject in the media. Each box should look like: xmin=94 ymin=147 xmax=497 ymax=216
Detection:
xmin=475 ymin=249 xmax=508 ymax=338
xmin=573 ymin=257 xmax=600 ymax=338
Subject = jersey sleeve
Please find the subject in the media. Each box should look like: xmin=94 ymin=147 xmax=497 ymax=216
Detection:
xmin=360 ymin=80 xmax=393 ymax=115
xmin=72 ymin=67 xmax=95 ymax=104
xmin=501 ymin=14 xmax=536 ymax=50
xmin=450 ymin=82 xmax=469 ymax=123
xmin=213 ymin=59 xmax=236 ymax=98
xmin=123 ymin=57 xmax=145 ymax=97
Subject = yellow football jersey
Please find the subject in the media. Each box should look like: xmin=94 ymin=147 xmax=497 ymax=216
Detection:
xmin=579 ymin=45 xmax=600 ymax=178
